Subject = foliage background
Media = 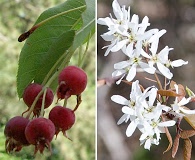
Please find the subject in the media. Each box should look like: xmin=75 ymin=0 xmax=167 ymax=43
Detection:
xmin=0 ymin=0 xmax=95 ymax=159
xmin=97 ymin=0 xmax=195 ymax=160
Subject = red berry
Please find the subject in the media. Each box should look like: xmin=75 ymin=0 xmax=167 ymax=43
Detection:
xmin=25 ymin=117 xmax=55 ymax=154
xmin=23 ymin=83 xmax=54 ymax=116
xmin=4 ymin=116 xmax=30 ymax=153
xmin=57 ymin=66 xmax=87 ymax=100
xmin=49 ymin=106 xmax=75 ymax=138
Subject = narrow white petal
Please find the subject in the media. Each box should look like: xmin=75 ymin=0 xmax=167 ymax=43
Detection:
xmin=111 ymin=39 xmax=128 ymax=52
xmin=112 ymin=0 xmax=123 ymax=20
xmin=137 ymin=16 xmax=150 ymax=34
xmin=131 ymin=14 xmax=139 ymax=24
xmin=149 ymin=30 xmax=167 ymax=55
xmin=116 ymin=74 xmax=126 ymax=85
xmin=125 ymin=43 xmax=133 ymax=57
xmin=111 ymin=95 xmax=129 ymax=105
xmin=114 ymin=61 xmax=130 ymax=69
xmin=101 ymin=34 xmax=115 ymax=41
xmin=158 ymin=120 xmax=176 ymax=127
xmin=97 ymin=17 xmax=113 ymax=26
xmin=139 ymin=61 xmax=156 ymax=74
xmin=158 ymin=46 xmax=173 ymax=64
xmin=103 ymin=39 xmax=117 ymax=56
xmin=141 ymin=49 xmax=151 ymax=59
xmin=144 ymin=139 xmax=151 ymax=150
xmin=157 ymin=62 xmax=173 ymax=79
xmin=180 ymin=107 xmax=195 ymax=114
xmin=171 ymin=60 xmax=188 ymax=67
xmin=149 ymin=37 xmax=159 ymax=55
xmin=126 ymin=120 xmax=137 ymax=137
xmin=126 ymin=64 xmax=137 ymax=81
xmin=149 ymin=29 xmax=166 ymax=43
xmin=148 ymin=88 xmax=157 ymax=106
xmin=179 ymin=97 xmax=191 ymax=106
xmin=122 ymin=106 xmax=135 ymax=115
xmin=117 ymin=114 xmax=129 ymax=125
xmin=137 ymin=29 xmax=157 ymax=41
xmin=112 ymin=69 xmax=126 ymax=77
xmin=139 ymin=132 xmax=148 ymax=141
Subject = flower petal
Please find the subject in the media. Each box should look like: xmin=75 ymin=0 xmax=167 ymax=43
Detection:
xmin=122 ymin=106 xmax=135 ymax=115
xmin=112 ymin=0 xmax=123 ymax=20
xmin=126 ymin=120 xmax=137 ymax=137
xmin=158 ymin=120 xmax=176 ymax=127
xmin=114 ymin=61 xmax=131 ymax=69
xmin=126 ymin=64 xmax=137 ymax=81
xmin=144 ymin=139 xmax=151 ymax=150
xmin=180 ymin=107 xmax=195 ymax=114
xmin=111 ymin=39 xmax=128 ymax=52
xmin=117 ymin=114 xmax=129 ymax=125
xmin=157 ymin=62 xmax=173 ymax=79
xmin=139 ymin=61 xmax=156 ymax=74
xmin=111 ymin=95 xmax=129 ymax=105
xmin=171 ymin=59 xmax=188 ymax=67
xmin=112 ymin=69 xmax=126 ymax=77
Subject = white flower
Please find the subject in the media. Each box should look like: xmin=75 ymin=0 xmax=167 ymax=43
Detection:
xmin=111 ymin=80 xmax=145 ymax=136
xmin=139 ymin=110 xmax=175 ymax=150
xmin=142 ymin=30 xmax=188 ymax=79
xmin=111 ymin=80 xmax=176 ymax=150
xmin=170 ymin=84 xmax=195 ymax=117
xmin=140 ymin=134 xmax=159 ymax=150
xmin=97 ymin=0 xmax=157 ymax=56
xmin=112 ymin=42 xmax=156 ymax=83
xmin=97 ymin=0 xmax=130 ymax=56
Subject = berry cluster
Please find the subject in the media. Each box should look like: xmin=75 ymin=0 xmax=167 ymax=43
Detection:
xmin=4 ymin=66 xmax=87 ymax=155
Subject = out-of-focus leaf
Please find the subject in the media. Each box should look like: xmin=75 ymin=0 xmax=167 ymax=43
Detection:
xmin=157 ymin=90 xmax=180 ymax=97
xmin=183 ymin=138 xmax=192 ymax=160
xmin=183 ymin=107 xmax=195 ymax=130
xmin=169 ymin=81 xmax=186 ymax=101
xmin=163 ymin=126 xmax=173 ymax=154
xmin=172 ymin=134 xmax=180 ymax=158
xmin=180 ymin=130 xmax=195 ymax=139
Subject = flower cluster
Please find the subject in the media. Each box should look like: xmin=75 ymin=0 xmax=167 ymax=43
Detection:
xmin=97 ymin=0 xmax=188 ymax=84
xmin=98 ymin=0 xmax=195 ymax=152
xmin=111 ymin=80 xmax=195 ymax=150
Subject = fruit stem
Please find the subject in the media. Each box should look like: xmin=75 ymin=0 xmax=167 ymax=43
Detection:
xmin=25 ymin=88 xmax=45 ymax=119
xmin=42 ymin=50 xmax=70 ymax=86
xmin=26 ymin=71 xmax=59 ymax=118
xmin=78 ymin=33 xmax=91 ymax=67
xmin=63 ymin=98 xmax=67 ymax=107
xmin=40 ymin=88 xmax=47 ymax=117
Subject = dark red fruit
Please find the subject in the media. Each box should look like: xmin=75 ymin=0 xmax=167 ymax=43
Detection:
xmin=25 ymin=117 xmax=55 ymax=154
xmin=49 ymin=106 xmax=75 ymax=138
xmin=23 ymin=83 xmax=54 ymax=116
xmin=57 ymin=66 xmax=87 ymax=100
xmin=4 ymin=116 xmax=30 ymax=153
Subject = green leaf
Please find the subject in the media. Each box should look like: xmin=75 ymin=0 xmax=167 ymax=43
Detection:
xmin=71 ymin=0 xmax=95 ymax=51
xmin=17 ymin=0 xmax=86 ymax=98
xmin=34 ymin=30 xmax=75 ymax=85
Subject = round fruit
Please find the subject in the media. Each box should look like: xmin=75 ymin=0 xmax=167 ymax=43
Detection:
xmin=57 ymin=66 xmax=87 ymax=100
xmin=4 ymin=116 xmax=30 ymax=153
xmin=25 ymin=117 xmax=55 ymax=154
xmin=49 ymin=106 xmax=75 ymax=137
xmin=23 ymin=83 xmax=54 ymax=116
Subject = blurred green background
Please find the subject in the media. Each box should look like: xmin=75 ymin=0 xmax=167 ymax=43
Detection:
xmin=0 ymin=0 xmax=95 ymax=159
